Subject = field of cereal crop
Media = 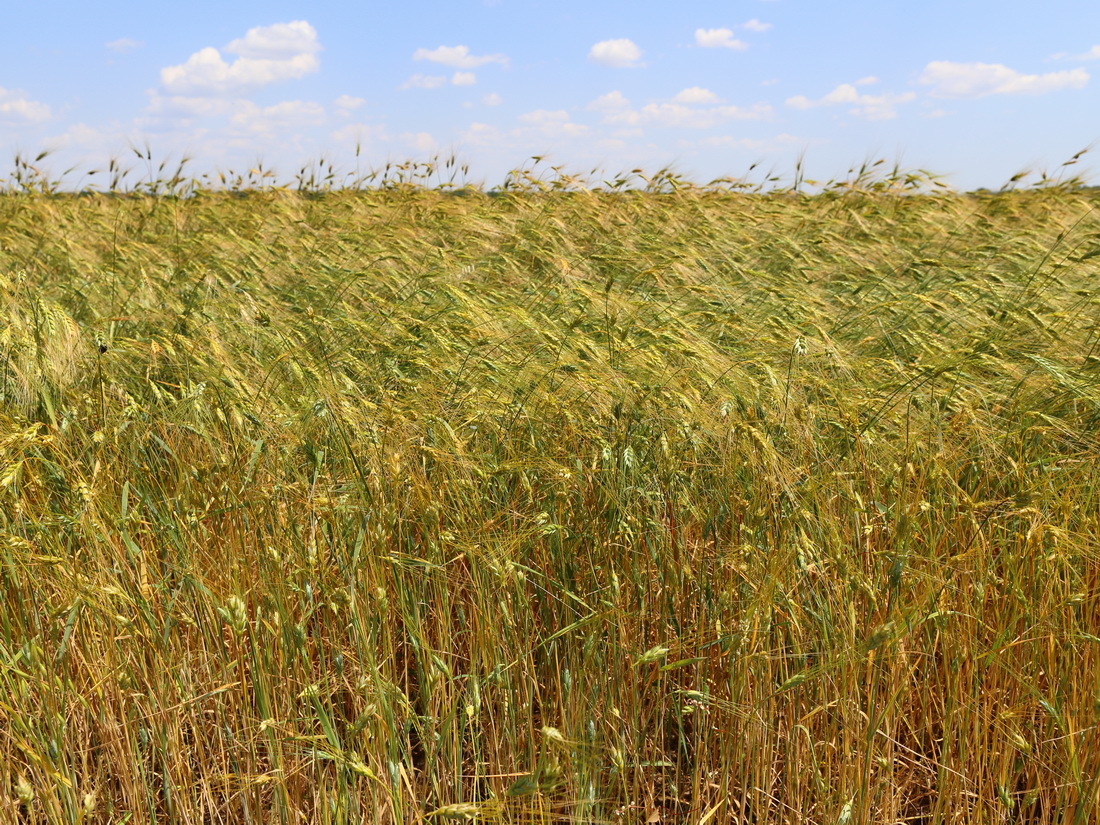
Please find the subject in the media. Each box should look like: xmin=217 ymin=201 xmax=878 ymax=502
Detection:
xmin=1 ymin=167 xmax=1099 ymax=823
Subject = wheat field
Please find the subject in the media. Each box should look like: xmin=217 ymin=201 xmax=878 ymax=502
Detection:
xmin=0 ymin=166 xmax=1099 ymax=823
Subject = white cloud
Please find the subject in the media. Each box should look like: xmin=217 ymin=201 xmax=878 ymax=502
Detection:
xmin=226 ymin=21 xmax=320 ymax=60
xmin=0 ymin=86 xmax=51 ymax=122
xmin=695 ymin=28 xmax=747 ymax=50
xmin=587 ymin=90 xmax=632 ymax=111
xmin=546 ymin=119 xmax=590 ymax=138
xmin=146 ymin=92 xmax=235 ymax=118
xmin=44 ymin=123 xmax=97 ymax=148
xmin=673 ymin=86 xmax=720 ymax=104
xmin=1050 ymin=45 xmax=1100 ymax=61
xmin=334 ymin=94 xmax=365 ymax=112
xmin=465 ymin=110 xmax=589 ymax=149
xmin=517 ymin=110 xmax=589 ymax=136
xmin=463 ymin=122 xmax=500 ymax=145
xmin=588 ymin=90 xmax=769 ymax=128
xmin=106 ymin=37 xmax=142 ymax=53
xmin=402 ymin=132 xmax=437 ymax=153
xmin=919 ymin=61 xmax=1088 ymax=98
xmin=400 ymin=72 xmax=475 ymax=89
xmin=606 ymin=111 xmax=641 ymax=126
xmin=42 ymin=123 xmax=205 ymax=173
xmin=589 ymin=39 xmax=643 ymax=68
xmin=42 ymin=123 xmax=116 ymax=154
xmin=742 ymin=19 xmax=772 ymax=32
xmin=587 ymin=91 xmax=637 ymax=124
xmin=482 ymin=92 xmax=502 ymax=106
xmin=331 ymin=123 xmax=389 ymax=145
xmin=413 ymin=45 xmax=508 ymax=69
xmin=160 ymin=21 xmax=321 ymax=95
xmin=519 ymin=109 xmax=570 ymax=124
xmin=697 ymin=133 xmax=803 ymax=152
xmin=638 ymin=101 xmax=772 ymax=128
xmin=786 ymin=82 xmax=915 ymax=119
xmin=401 ymin=74 xmax=448 ymax=90
xmin=230 ymin=100 xmax=325 ymax=135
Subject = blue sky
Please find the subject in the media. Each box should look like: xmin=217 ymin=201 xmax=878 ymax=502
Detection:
xmin=1 ymin=0 xmax=1098 ymax=189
